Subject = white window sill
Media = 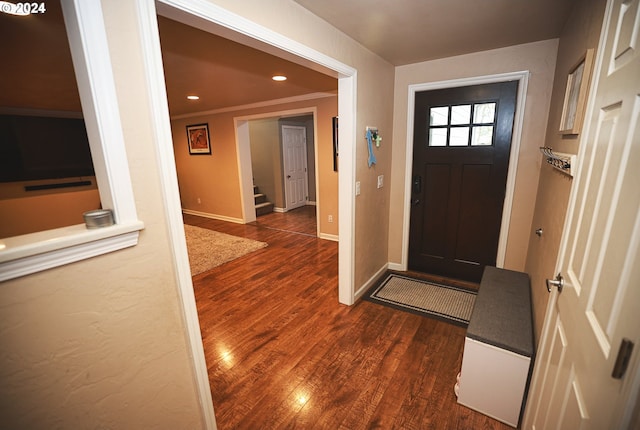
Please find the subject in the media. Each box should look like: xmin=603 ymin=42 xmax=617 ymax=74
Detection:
xmin=0 ymin=220 xmax=144 ymax=282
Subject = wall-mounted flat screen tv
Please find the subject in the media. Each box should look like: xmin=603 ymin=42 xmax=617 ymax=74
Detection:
xmin=0 ymin=114 xmax=95 ymax=183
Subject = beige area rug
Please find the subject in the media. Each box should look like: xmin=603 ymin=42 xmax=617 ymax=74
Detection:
xmin=184 ymin=224 xmax=268 ymax=276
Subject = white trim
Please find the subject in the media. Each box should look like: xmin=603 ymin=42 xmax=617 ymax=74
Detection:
xmin=0 ymin=0 xmax=144 ymax=282
xmin=387 ymin=262 xmax=404 ymax=271
xmin=319 ymin=233 xmax=339 ymax=242
xmin=401 ymin=71 xmax=529 ymax=270
xmin=0 ymin=222 xmax=143 ymax=282
xmin=354 ymin=263 xmax=388 ymax=301
xmin=63 ymin=0 xmax=139 ymax=223
xmin=338 ymin=74 xmax=357 ymax=305
xmin=233 ymin=107 xmax=320 ymax=225
xmin=181 ymin=209 xmax=245 ymax=224
xmin=171 ymin=92 xmax=336 ymax=120
xmin=155 ymin=1 xmax=351 ymax=77
xmin=134 ymin=1 xmax=216 ymax=429
xmin=235 ymin=119 xmax=257 ymax=224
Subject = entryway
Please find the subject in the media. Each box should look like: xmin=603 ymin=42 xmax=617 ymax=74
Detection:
xmin=409 ymin=81 xmax=518 ymax=282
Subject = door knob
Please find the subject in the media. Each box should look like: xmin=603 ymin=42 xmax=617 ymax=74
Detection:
xmin=546 ymin=273 xmax=564 ymax=293
xmin=411 ymin=198 xmax=420 ymax=206
xmin=287 ymin=175 xmax=291 ymax=179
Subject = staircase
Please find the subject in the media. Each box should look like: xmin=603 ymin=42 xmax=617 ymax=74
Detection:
xmin=254 ymin=185 xmax=274 ymax=216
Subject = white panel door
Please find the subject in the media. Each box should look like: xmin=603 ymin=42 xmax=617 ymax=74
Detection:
xmin=524 ymin=0 xmax=640 ymax=428
xmin=282 ymin=125 xmax=308 ymax=211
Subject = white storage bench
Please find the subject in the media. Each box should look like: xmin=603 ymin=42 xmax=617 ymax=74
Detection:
xmin=456 ymin=266 xmax=534 ymax=428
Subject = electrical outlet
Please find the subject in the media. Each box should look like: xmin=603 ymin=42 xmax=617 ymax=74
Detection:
xmin=355 ymin=181 xmax=361 ymax=196
xmin=197 ymin=197 xmax=201 ymax=204
xmin=328 ymin=215 xmax=333 ymax=223
xmin=377 ymin=175 xmax=384 ymax=188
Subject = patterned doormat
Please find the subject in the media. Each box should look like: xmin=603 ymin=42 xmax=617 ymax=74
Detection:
xmin=364 ymin=273 xmax=477 ymax=326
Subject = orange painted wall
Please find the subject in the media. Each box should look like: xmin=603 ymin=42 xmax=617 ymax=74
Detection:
xmin=171 ymin=95 xmax=338 ymax=236
xmin=0 ymin=180 xmax=100 ymax=237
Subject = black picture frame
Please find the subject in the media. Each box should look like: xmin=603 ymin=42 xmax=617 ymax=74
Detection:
xmin=186 ymin=123 xmax=211 ymax=155
xmin=332 ymin=116 xmax=338 ymax=171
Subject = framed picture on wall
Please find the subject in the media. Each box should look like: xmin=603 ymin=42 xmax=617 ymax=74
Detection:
xmin=332 ymin=116 xmax=338 ymax=171
xmin=186 ymin=123 xmax=211 ymax=155
xmin=559 ymin=48 xmax=595 ymax=135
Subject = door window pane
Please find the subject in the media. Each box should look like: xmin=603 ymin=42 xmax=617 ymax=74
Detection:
xmin=473 ymin=103 xmax=496 ymax=124
xmin=451 ymin=105 xmax=471 ymax=125
xmin=471 ymin=126 xmax=494 ymax=146
xmin=450 ymin=127 xmax=470 ymax=146
xmin=429 ymin=128 xmax=447 ymax=146
xmin=430 ymin=106 xmax=449 ymax=126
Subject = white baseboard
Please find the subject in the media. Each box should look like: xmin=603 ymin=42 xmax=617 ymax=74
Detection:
xmin=273 ymin=207 xmax=285 ymax=213
xmin=182 ymin=209 xmax=244 ymax=224
xmin=318 ymin=232 xmax=339 ymax=242
xmin=387 ymin=262 xmax=405 ymax=271
xmin=354 ymin=263 xmax=389 ymax=302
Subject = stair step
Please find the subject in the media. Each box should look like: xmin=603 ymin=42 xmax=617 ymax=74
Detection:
xmin=254 ymin=193 xmax=267 ymax=204
xmin=255 ymin=201 xmax=274 ymax=216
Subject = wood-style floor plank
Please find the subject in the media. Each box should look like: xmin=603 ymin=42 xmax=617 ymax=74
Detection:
xmin=185 ymin=209 xmax=513 ymax=430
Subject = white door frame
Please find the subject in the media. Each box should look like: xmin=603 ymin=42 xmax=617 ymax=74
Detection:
xmin=281 ymin=124 xmax=309 ymax=211
xmin=234 ymin=107 xmax=320 ymax=233
xmin=400 ymin=71 xmax=529 ymax=270
xmin=135 ymin=1 xmax=357 ymax=428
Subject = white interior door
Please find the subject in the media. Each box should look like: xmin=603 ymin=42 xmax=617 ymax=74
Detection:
xmin=282 ymin=125 xmax=308 ymax=211
xmin=523 ymin=0 xmax=640 ymax=428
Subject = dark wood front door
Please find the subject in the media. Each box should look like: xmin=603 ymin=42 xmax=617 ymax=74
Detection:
xmin=409 ymin=81 xmax=518 ymax=282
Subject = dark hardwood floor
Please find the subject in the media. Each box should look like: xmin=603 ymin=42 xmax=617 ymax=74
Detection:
xmin=184 ymin=208 xmax=511 ymax=430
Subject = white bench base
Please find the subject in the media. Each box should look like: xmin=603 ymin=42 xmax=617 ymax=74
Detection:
xmin=457 ymin=337 xmax=531 ymax=427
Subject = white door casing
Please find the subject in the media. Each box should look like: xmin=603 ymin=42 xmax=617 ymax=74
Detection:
xmin=523 ymin=0 xmax=640 ymax=428
xmin=282 ymin=125 xmax=309 ymax=211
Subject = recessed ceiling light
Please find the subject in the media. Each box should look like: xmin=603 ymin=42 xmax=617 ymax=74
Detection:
xmin=272 ymin=75 xmax=287 ymax=81
xmin=187 ymin=95 xmax=200 ymax=100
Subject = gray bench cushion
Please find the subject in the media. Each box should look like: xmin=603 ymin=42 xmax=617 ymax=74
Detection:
xmin=466 ymin=266 xmax=534 ymax=357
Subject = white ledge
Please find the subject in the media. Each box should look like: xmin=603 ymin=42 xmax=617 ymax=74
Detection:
xmin=0 ymin=221 xmax=144 ymax=282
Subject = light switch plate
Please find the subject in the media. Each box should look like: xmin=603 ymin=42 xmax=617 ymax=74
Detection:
xmin=377 ymin=175 xmax=384 ymax=188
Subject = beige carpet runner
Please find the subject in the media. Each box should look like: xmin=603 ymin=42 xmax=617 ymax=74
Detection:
xmin=184 ymin=224 xmax=268 ymax=276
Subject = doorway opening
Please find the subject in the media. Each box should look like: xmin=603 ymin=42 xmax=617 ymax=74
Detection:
xmin=246 ymin=113 xmax=319 ymax=237
xmin=143 ymin=0 xmax=358 ymax=426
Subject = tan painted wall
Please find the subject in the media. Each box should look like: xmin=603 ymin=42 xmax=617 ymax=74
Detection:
xmin=390 ymin=40 xmax=559 ymax=273
xmin=525 ymin=0 xmax=606 ymax=342
xmin=249 ymin=118 xmax=282 ymax=207
xmin=171 ymin=95 xmax=339 ymax=235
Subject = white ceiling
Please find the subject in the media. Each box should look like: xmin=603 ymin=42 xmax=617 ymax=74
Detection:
xmin=294 ymin=0 xmax=577 ymax=66
xmin=0 ymin=1 xmax=578 ymax=115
